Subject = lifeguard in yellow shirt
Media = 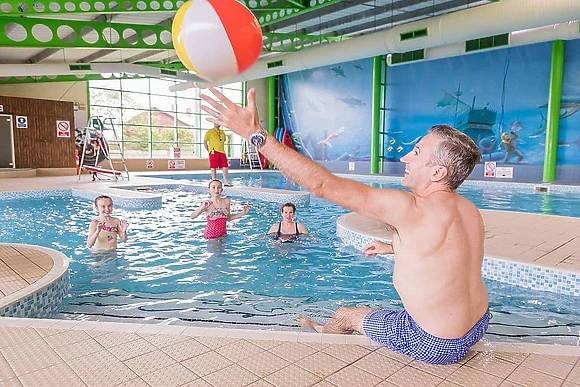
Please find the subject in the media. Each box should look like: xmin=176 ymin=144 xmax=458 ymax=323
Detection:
xmin=204 ymin=124 xmax=232 ymax=186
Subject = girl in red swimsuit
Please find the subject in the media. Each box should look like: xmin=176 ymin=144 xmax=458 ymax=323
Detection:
xmin=191 ymin=179 xmax=250 ymax=239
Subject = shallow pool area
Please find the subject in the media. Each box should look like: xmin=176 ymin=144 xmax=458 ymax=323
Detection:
xmin=1 ymin=176 xmax=580 ymax=345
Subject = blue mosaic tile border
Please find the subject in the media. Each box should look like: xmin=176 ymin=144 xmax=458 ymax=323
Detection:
xmin=178 ymin=183 xmax=310 ymax=206
xmin=337 ymin=220 xmax=580 ymax=297
xmin=71 ymin=189 xmax=162 ymax=210
xmin=0 ymin=190 xmax=70 ymax=201
xmin=0 ymin=269 xmax=70 ymax=319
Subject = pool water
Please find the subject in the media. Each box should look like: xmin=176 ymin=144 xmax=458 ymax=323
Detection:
xmin=1 ymin=184 xmax=579 ymax=345
xmin=149 ymin=172 xmax=580 ymax=218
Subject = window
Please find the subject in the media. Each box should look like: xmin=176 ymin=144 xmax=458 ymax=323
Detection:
xmin=89 ymin=78 xmax=244 ymax=159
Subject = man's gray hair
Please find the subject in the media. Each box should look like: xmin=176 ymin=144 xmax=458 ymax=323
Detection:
xmin=426 ymin=124 xmax=482 ymax=190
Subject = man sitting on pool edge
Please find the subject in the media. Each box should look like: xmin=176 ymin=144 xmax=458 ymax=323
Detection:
xmin=200 ymin=87 xmax=490 ymax=365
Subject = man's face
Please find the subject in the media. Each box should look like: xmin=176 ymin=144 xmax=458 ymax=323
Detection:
xmin=399 ymin=133 xmax=439 ymax=190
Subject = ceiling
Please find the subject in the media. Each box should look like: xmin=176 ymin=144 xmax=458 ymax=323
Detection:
xmin=0 ymin=0 xmax=495 ymax=82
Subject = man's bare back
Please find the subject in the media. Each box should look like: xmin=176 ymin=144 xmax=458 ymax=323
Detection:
xmin=392 ymin=190 xmax=488 ymax=339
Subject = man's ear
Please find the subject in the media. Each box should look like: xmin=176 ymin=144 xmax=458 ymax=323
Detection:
xmin=431 ymin=165 xmax=448 ymax=182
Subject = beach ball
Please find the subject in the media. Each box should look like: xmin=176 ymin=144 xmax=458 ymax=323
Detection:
xmin=172 ymin=0 xmax=263 ymax=82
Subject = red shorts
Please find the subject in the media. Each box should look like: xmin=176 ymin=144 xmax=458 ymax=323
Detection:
xmin=209 ymin=151 xmax=229 ymax=169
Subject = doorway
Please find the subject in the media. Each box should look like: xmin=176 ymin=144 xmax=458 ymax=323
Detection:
xmin=0 ymin=114 xmax=15 ymax=168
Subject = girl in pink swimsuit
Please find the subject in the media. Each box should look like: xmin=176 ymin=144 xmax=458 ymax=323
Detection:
xmin=191 ymin=179 xmax=250 ymax=239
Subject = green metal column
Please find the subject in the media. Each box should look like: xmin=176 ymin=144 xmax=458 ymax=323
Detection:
xmin=543 ymin=40 xmax=565 ymax=183
xmin=370 ymin=56 xmax=382 ymax=174
xmin=268 ymin=76 xmax=276 ymax=135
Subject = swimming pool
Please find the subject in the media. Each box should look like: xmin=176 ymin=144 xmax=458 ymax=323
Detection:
xmin=147 ymin=171 xmax=580 ymax=218
xmin=1 ymin=174 xmax=579 ymax=345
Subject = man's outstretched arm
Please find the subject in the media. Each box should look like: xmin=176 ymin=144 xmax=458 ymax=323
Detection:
xmin=201 ymin=87 xmax=416 ymax=227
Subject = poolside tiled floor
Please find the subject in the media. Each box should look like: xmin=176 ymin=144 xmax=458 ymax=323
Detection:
xmin=1 ymin=174 xmax=580 ymax=386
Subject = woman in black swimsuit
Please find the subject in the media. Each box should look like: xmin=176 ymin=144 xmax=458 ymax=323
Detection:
xmin=266 ymin=202 xmax=309 ymax=242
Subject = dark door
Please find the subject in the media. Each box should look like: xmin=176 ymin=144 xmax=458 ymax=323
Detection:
xmin=0 ymin=114 xmax=15 ymax=168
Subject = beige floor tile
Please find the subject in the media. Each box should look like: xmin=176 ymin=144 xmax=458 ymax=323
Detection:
xmin=407 ymin=360 xmax=460 ymax=379
xmin=140 ymin=363 xmax=199 ymax=387
xmin=194 ymin=336 xmax=239 ymax=349
xmin=53 ymin=337 xmax=105 ymax=361
xmin=386 ymin=365 xmax=444 ymax=387
xmin=464 ymin=352 xmax=519 ymax=378
xmin=373 ymin=347 xmax=415 ymax=364
xmin=43 ymin=329 xmax=92 ymax=349
xmin=160 ymin=338 xmax=211 ymax=362
xmin=181 ymin=350 xmax=234 ymax=377
xmin=247 ymin=380 xmax=276 ymax=387
xmin=140 ymin=332 xmax=193 ymax=348
xmin=17 ymin=362 xmax=84 ymax=387
xmin=238 ymin=351 xmax=291 ymax=378
xmin=2 ymin=342 xmax=63 ymax=376
xmin=566 ymin=366 xmax=580 ymax=384
xmin=115 ymin=378 xmax=150 ymax=387
xmin=215 ymin=339 xmax=267 ymax=363
xmin=561 ymin=381 xmax=580 ymax=387
xmin=0 ymin=354 xmax=17 ymax=383
xmin=0 ymin=327 xmax=42 ymax=349
xmin=445 ymin=365 xmax=503 ymax=387
xmin=321 ymin=344 xmax=371 ymax=364
xmin=67 ymin=349 xmax=123 ymax=378
xmin=93 ymin=332 xmax=141 ymax=349
xmin=0 ymin=378 xmax=24 ymax=387
xmin=520 ymin=354 xmax=575 ymax=379
xmin=490 ymin=351 xmax=529 ymax=365
xmin=269 ymin=341 xmax=319 ymax=363
xmin=264 ymin=364 xmax=321 ymax=387
xmin=123 ymin=349 xmax=177 ymax=376
xmin=249 ymin=339 xmax=284 ymax=351
xmin=506 ymin=365 xmax=564 ymax=387
xmin=351 ymin=351 xmax=406 ymax=379
xmin=294 ymin=351 xmax=347 ymax=379
xmin=203 ymin=364 xmax=260 ymax=387
xmin=497 ymin=381 xmax=525 ymax=387
xmin=179 ymin=378 xmax=213 ymax=387
xmin=107 ymin=338 xmax=157 ymax=361
xmin=77 ymin=362 xmax=138 ymax=387
xmin=325 ymin=363 xmax=383 ymax=387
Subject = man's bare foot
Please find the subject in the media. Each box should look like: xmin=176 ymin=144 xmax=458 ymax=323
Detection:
xmin=297 ymin=314 xmax=324 ymax=333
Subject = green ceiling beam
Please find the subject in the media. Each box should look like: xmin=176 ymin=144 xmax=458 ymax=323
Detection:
xmin=0 ymin=0 xmax=309 ymax=15
xmin=0 ymin=0 xmax=342 ymax=28
xmin=0 ymin=72 xmax=147 ymax=84
xmin=0 ymin=16 xmax=172 ymax=49
xmin=263 ymin=32 xmax=349 ymax=52
xmin=249 ymin=0 xmax=342 ymax=27
xmin=0 ymin=0 xmax=184 ymax=14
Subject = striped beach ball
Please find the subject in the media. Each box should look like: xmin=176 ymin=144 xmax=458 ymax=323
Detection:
xmin=172 ymin=0 xmax=263 ymax=82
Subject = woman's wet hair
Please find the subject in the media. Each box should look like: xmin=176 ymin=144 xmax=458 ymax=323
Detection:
xmin=280 ymin=202 xmax=296 ymax=213
xmin=94 ymin=195 xmax=113 ymax=206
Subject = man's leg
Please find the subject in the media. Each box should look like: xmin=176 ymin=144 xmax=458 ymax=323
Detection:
xmin=210 ymin=167 xmax=217 ymax=180
xmin=222 ymin=167 xmax=230 ymax=185
xmin=298 ymin=306 xmax=373 ymax=335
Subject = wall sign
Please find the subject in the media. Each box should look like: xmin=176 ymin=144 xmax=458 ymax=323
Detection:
xmin=56 ymin=120 xmax=70 ymax=137
xmin=16 ymin=116 xmax=28 ymax=129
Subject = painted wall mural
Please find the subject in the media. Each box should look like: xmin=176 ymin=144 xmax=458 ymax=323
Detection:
xmin=280 ymin=58 xmax=374 ymax=161
xmin=280 ymin=40 xmax=580 ymax=167
xmin=386 ymin=42 xmax=555 ymax=165
xmin=559 ymin=39 xmax=580 ymax=165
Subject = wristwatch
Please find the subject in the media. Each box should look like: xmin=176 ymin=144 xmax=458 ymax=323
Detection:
xmin=249 ymin=129 xmax=267 ymax=148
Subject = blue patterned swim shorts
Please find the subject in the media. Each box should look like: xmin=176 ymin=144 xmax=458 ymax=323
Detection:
xmin=362 ymin=308 xmax=490 ymax=365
